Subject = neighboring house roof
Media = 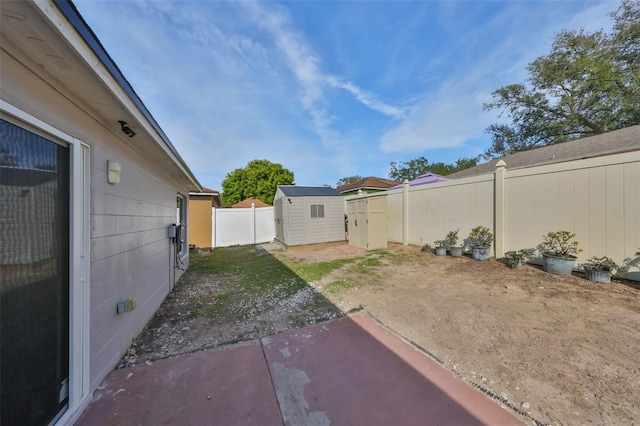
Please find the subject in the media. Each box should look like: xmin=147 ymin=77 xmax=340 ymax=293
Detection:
xmin=446 ymin=125 xmax=640 ymax=179
xmin=337 ymin=176 xmax=400 ymax=193
xmin=390 ymin=172 xmax=450 ymax=189
xmin=230 ymin=197 xmax=271 ymax=208
xmin=189 ymin=187 xmax=221 ymax=207
xmin=278 ymin=186 xmax=343 ymax=197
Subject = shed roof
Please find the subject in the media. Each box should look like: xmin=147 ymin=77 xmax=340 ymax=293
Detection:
xmin=278 ymin=186 xmax=342 ymax=197
xmin=337 ymin=176 xmax=400 ymax=193
xmin=446 ymin=125 xmax=640 ymax=179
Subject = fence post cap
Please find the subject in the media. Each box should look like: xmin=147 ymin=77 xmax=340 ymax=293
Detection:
xmin=495 ymin=159 xmax=507 ymax=169
xmin=403 ymin=179 xmax=410 ymax=185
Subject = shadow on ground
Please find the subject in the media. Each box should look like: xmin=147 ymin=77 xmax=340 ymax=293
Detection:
xmin=77 ymin=243 xmax=526 ymax=426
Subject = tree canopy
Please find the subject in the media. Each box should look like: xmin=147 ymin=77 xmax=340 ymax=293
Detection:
xmin=483 ymin=0 xmax=640 ymax=159
xmin=389 ymin=156 xmax=478 ymax=181
xmin=221 ymin=159 xmax=294 ymax=207
xmin=335 ymin=176 xmax=363 ymax=188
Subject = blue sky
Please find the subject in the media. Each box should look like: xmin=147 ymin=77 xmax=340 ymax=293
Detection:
xmin=73 ymin=0 xmax=614 ymax=190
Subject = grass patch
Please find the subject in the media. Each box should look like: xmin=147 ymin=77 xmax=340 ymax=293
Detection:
xmin=325 ymin=277 xmax=360 ymax=293
xmin=192 ymin=246 xmax=308 ymax=296
xmin=188 ymin=246 xmax=328 ymax=317
xmin=282 ymin=257 xmax=357 ymax=282
xmin=186 ymin=245 xmax=387 ymax=318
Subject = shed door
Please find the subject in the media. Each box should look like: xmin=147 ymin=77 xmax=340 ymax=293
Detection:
xmin=367 ymin=197 xmax=388 ymax=250
xmin=274 ymin=198 xmax=284 ymax=242
xmin=357 ymin=199 xmax=369 ymax=249
xmin=1 ymin=119 xmax=70 ymax=425
xmin=348 ymin=199 xmax=368 ymax=249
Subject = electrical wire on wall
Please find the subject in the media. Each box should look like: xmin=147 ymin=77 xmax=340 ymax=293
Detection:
xmin=172 ymin=223 xmax=186 ymax=271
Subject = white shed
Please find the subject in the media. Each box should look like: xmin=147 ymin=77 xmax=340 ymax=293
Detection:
xmin=274 ymin=186 xmax=345 ymax=247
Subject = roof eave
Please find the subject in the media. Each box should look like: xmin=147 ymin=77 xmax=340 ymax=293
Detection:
xmin=51 ymin=0 xmax=202 ymax=192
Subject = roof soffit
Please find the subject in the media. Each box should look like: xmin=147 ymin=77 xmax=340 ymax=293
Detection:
xmin=1 ymin=1 xmax=201 ymax=191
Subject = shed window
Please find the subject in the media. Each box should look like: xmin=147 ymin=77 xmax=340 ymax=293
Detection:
xmin=311 ymin=204 xmax=325 ymax=218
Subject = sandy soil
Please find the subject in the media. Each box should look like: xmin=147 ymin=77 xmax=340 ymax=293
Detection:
xmin=125 ymin=243 xmax=640 ymax=426
xmin=301 ymin=244 xmax=640 ymax=426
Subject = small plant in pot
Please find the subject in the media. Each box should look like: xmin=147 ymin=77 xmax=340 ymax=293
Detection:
xmin=467 ymin=226 xmax=494 ymax=261
xmin=539 ymin=230 xmax=582 ymax=275
xmin=623 ymin=249 xmax=640 ymax=271
xmin=445 ymin=229 xmax=462 ymax=257
xmin=582 ymin=256 xmax=628 ymax=284
xmin=433 ymin=240 xmax=447 ymax=256
xmin=504 ymin=248 xmax=536 ymax=268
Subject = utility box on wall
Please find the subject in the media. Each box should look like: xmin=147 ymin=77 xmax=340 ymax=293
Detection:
xmin=347 ymin=195 xmax=388 ymax=250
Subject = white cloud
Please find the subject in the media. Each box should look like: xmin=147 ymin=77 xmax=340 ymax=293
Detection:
xmin=323 ymin=76 xmax=407 ymax=119
xmin=238 ymin=2 xmax=405 ymax=130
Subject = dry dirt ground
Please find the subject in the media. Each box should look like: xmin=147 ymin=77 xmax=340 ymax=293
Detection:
xmin=124 ymin=243 xmax=640 ymax=426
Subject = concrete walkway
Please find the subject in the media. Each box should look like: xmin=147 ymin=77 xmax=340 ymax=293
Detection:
xmin=76 ymin=313 xmax=524 ymax=425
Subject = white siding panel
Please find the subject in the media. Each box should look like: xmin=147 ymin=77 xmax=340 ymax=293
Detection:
xmin=88 ymin=130 xmax=191 ymax=392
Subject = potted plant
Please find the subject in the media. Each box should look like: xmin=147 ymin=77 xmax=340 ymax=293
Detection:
xmin=433 ymin=240 xmax=447 ymax=256
xmin=445 ymin=229 xmax=462 ymax=257
xmin=467 ymin=226 xmax=494 ymax=261
xmin=623 ymin=249 xmax=640 ymax=272
xmin=504 ymin=248 xmax=536 ymax=268
xmin=582 ymin=256 xmax=628 ymax=284
xmin=539 ymin=230 xmax=582 ymax=275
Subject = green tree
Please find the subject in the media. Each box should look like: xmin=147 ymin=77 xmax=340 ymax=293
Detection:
xmin=389 ymin=156 xmax=478 ymax=181
xmin=483 ymin=0 xmax=640 ymax=159
xmin=221 ymin=159 xmax=294 ymax=206
xmin=389 ymin=156 xmax=430 ymax=181
xmin=335 ymin=175 xmax=363 ymax=188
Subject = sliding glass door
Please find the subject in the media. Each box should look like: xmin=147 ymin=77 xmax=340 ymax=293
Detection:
xmin=1 ymin=118 xmax=70 ymax=425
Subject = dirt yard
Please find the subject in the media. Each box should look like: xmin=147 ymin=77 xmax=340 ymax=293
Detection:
xmin=125 ymin=243 xmax=640 ymax=426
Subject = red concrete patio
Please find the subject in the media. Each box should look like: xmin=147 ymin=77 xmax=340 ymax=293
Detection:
xmin=76 ymin=313 xmax=525 ymax=425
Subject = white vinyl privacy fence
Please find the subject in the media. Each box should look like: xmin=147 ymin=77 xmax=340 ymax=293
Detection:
xmin=212 ymin=206 xmax=275 ymax=248
xmin=385 ymin=151 xmax=640 ymax=279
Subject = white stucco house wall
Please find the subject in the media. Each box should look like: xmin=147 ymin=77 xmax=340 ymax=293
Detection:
xmin=1 ymin=1 xmax=201 ymax=424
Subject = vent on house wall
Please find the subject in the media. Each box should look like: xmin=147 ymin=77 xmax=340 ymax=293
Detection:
xmin=2 ymin=10 xmax=71 ymax=71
